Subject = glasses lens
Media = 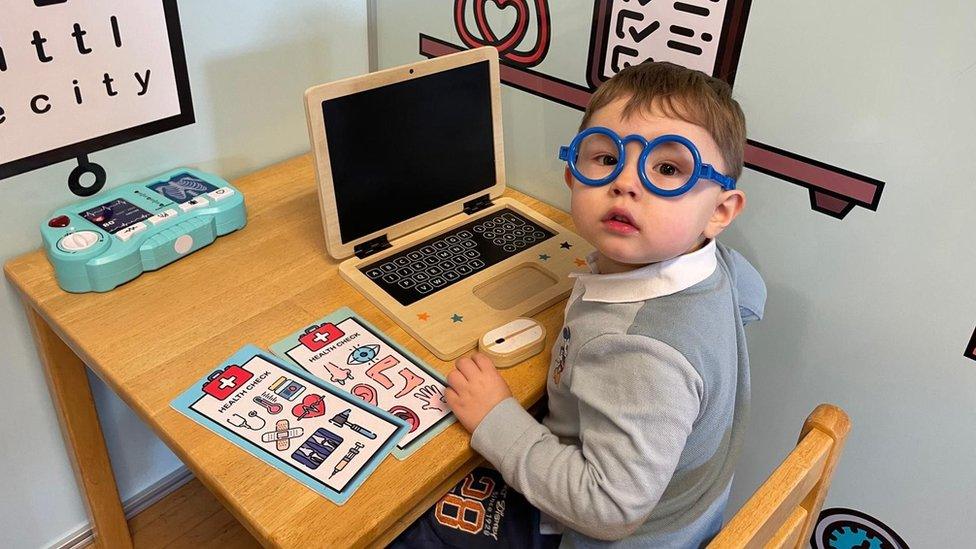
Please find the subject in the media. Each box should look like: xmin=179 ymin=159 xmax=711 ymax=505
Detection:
xmin=574 ymin=133 xmax=620 ymax=182
xmin=643 ymin=139 xmax=696 ymax=192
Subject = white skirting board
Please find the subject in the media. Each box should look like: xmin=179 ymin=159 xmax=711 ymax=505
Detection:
xmin=49 ymin=466 xmax=194 ymax=549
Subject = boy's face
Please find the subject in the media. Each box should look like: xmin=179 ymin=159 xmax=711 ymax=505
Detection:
xmin=566 ymin=95 xmax=743 ymax=272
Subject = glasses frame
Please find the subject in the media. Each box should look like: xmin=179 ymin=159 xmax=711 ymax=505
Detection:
xmin=557 ymin=126 xmax=736 ymax=197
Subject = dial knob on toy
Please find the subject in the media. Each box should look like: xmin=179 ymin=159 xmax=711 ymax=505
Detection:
xmin=58 ymin=231 xmax=100 ymax=252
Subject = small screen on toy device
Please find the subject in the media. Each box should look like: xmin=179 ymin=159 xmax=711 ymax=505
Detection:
xmin=80 ymin=198 xmax=152 ymax=234
xmin=147 ymin=173 xmax=220 ymax=204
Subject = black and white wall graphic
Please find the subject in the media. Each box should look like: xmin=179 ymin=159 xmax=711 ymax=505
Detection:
xmin=0 ymin=0 xmax=193 ymax=195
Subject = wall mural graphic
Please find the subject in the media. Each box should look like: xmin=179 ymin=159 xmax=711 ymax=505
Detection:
xmin=420 ymin=0 xmax=886 ymax=219
xmin=0 ymin=0 xmax=193 ymax=196
xmin=812 ymin=508 xmax=909 ymax=549
xmin=965 ymin=327 xmax=976 ymax=363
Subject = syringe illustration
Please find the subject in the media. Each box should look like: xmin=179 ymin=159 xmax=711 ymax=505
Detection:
xmin=331 ymin=442 xmax=365 ymax=478
xmin=329 ymin=408 xmax=377 ymax=439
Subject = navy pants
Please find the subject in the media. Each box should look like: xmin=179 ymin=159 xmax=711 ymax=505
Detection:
xmin=389 ymin=467 xmax=562 ymax=549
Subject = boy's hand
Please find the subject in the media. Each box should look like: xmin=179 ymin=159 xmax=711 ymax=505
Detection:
xmin=445 ymin=352 xmax=513 ymax=433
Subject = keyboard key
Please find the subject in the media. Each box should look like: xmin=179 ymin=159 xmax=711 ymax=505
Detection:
xmin=493 ymin=238 xmax=505 ymax=246
xmin=381 ymin=262 xmax=397 ymax=273
xmin=407 ymin=251 xmax=423 ymax=261
xmin=473 ymin=225 xmax=485 ymax=233
xmin=436 ymin=250 xmax=452 ymax=259
xmin=471 ymin=259 xmax=485 ymax=269
xmin=458 ymin=231 xmax=472 ymax=239
xmin=462 ymin=240 xmax=476 ymax=248
xmin=442 ymin=259 xmax=456 ymax=270
xmin=411 ymin=261 xmax=426 ymax=271
xmin=427 ymin=266 xmax=443 ymax=276
xmin=416 ymin=283 xmax=433 ymax=294
xmin=502 ymin=223 xmax=515 ymax=231
xmin=443 ymin=271 xmax=460 ymax=281
xmin=455 ymin=264 xmax=472 ymax=275
xmin=502 ymin=234 xmax=516 ymax=241
xmin=484 ymin=231 xmax=497 ymax=239
xmin=424 ymin=256 xmax=439 ymax=265
xmin=365 ymin=267 xmax=383 ymax=279
xmin=464 ymin=250 xmax=479 ymax=258
xmin=413 ymin=272 xmax=430 ymax=282
xmin=433 ymin=240 xmax=449 ymax=249
xmin=514 ymin=240 xmax=527 ymax=249
xmin=396 ymin=267 xmax=413 ymax=277
xmin=449 ymin=245 xmax=464 ymax=254
xmin=446 ymin=235 xmax=460 ymax=244
xmin=398 ymin=279 xmax=416 ymax=289
xmin=503 ymin=244 xmax=516 ymax=252
xmin=430 ymin=277 xmax=446 ymax=287
xmin=533 ymin=231 xmax=546 ymax=239
xmin=395 ymin=257 xmax=410 ymax=266
xmin=382 ymin=273 xmax=399 ymax=284
xmin=421 ymin=245 xmax=435 ymax=254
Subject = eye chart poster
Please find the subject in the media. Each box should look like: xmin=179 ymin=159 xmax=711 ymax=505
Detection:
xmin=172 ymin=346 xmax=408 ymax=505
xmin=271 ymin=308 xmax=456 ymax=460
xmin=588 ymin=0 xmax=749 ymax=85
xmin=0 ymin=0 xmax=192 ymax=178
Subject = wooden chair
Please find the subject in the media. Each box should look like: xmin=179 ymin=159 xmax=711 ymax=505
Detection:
xmin=708 ymin=404 xmax=851 ymax=549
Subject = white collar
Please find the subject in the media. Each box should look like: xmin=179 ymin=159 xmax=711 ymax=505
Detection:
xmin=569 ymin=239 xmax=718 ymax=303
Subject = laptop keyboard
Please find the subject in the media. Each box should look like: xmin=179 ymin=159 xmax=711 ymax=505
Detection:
xmin=360 ymin=207 xmax=556 ymax=306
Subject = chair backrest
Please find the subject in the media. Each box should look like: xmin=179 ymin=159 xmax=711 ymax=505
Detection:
xmin=707 ymin=403 xmax=851 ymax=549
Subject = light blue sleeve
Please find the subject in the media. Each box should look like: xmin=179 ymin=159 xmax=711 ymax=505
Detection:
xmin=469 ymin=334 xmax=703 ymax=541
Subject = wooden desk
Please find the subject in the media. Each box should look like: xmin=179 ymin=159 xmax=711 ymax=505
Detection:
xmin=4 ymin=154 xmax=574 ymax=548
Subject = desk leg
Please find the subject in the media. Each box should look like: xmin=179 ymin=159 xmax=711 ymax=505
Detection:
xmin=25 ymin=305 xmax=133 ymax=549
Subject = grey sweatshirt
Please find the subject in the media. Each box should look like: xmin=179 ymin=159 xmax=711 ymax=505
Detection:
xmin=471 ymin=239 xmax=766 ymax=547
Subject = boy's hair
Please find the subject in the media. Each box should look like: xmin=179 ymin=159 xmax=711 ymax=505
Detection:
xmin=580 ymin=61 xmax=747 ymax=180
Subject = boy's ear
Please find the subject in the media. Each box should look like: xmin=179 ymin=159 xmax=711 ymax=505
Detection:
xmin=703 ymin=190 xmax=746 ymax=239
xmin=564 ymin=167 xmax=574 ymax=189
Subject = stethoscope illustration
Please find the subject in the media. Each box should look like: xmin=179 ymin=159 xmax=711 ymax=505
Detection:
xmin=227 ymin=410 xmax=266 ymax=431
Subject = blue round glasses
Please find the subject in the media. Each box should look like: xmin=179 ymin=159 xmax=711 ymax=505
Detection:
xmin=557 ymin=126 xmax=736 ymax=197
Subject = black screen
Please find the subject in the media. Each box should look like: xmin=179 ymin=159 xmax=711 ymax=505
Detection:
xmin=322 ymin=61 xmax=496 ymax=244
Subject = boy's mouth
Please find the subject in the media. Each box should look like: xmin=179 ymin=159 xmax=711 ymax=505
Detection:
xmin=601 ymin=207 xmax=639 ymax=234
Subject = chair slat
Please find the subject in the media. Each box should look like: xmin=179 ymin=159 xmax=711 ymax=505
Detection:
xmin=707 ymin=430 xmax=832 ymax=548
xmin=765 ymin=507 xmax=807 ymax=549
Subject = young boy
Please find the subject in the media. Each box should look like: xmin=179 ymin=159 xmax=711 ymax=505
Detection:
xmin=393 ymin=61 xmax=766 ymax=548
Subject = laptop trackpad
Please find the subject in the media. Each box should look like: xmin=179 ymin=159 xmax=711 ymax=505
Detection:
xmin=473 ymin=264 xmax=557 ymax=310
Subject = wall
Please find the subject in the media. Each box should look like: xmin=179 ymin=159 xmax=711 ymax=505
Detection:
xmin=0 ymin=2 xmax=367 ymax=547
xmin=375 ymin=1 xmax=976 ymax=546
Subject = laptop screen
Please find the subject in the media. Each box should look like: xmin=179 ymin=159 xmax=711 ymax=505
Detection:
xmin=322 ymin=61 xmax=496 ymax=244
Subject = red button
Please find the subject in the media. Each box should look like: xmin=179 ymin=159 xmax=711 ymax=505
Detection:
xmin=48 ymin=215 xmax=70 ymax=228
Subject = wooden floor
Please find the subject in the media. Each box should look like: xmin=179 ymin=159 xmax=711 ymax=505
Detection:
xmin=94 ymin=478 xmax=262 ymax=548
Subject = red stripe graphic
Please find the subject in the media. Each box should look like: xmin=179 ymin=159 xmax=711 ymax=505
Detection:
xmin=420 ymin=35 xmax=884 ymax=219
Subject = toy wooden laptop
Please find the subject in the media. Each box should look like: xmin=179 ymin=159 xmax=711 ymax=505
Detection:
xmin=304 ymin=47 xmax=592 ymax=360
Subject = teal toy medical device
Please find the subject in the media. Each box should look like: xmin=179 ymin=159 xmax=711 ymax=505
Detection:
xmin=41 ymin=168 xmax=246 ymax=292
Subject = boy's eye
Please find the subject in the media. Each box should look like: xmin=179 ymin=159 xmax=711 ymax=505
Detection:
xmin=596 ymin=154 xmax=618 ymax=166
xmin=655 ymin=163 xmax=680 ymax=176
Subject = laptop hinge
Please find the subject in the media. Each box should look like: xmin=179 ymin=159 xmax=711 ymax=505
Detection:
xmin=463 ymin=194 xmax=493 ymax=214
xmin=354 ymin=234 xmax=391 ymax=259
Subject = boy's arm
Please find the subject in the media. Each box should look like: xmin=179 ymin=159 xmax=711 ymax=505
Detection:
xmin=470 ymin=333 xmax=702 ymax=541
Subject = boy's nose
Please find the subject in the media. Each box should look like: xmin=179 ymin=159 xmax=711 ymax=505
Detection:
xmin=609 ymin=166 xmax=642 ymax=199
xmin=608 ymin=142 xmax=644 ymax=198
